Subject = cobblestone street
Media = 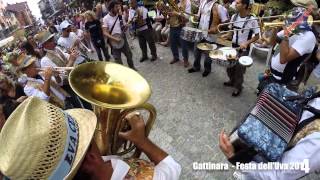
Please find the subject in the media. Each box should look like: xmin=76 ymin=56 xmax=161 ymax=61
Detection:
xmin=91 ymin=38 xmax=318 ymax=179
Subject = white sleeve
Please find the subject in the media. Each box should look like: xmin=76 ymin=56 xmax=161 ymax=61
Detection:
xmin=24 ymin=85 xmax=49 ymax=101
xmin=153 ymin=156 xmax=181 ymax=180
xmin=217 ymin=5 xmax=228 ymax=23
xmin=241 ymin=132 xmax=320 ymax=180
xmin=291 ymin=32 xmax=316 ymax=56
xmin=57 ymin=38 xmax=64 ymax=47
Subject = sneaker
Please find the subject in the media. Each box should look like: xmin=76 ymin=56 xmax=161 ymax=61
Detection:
xmin=223 ymin=81 xmax=233 ymax=87
xmin=170 ymin=59 xmax=179 ymax=64
xmin=188 ymin=68 xmax=199 ymax=73
xmin=151 ymin=56 xmax=157 ymax=61
xmin=140 ymin=57 xmax=148 ymax=62
xmin=202 ymin=71 xmax=210 ymax=77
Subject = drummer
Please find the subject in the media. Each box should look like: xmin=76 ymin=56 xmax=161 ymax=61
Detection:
xmin=188 ymin=0 xmax=229 ymax=77
xmin=221 ymin=0 xmax=259 ymax=96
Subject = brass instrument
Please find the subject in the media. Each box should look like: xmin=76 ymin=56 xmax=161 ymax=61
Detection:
xmin=69 ymin=62 xmax=156 ymax=156
xmin=158 ymin=0 xmax=195 ymax=25
xmin=218 ymin=15 xmax=318 ymax=33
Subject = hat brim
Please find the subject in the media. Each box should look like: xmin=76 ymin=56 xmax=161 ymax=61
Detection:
xmin=41 ymin=34 xmax=55 ymax=45
xmin=19 ymin=56 xmax=37 ymax=69
xmin=64 ymin=109 xmax=97 ymax=180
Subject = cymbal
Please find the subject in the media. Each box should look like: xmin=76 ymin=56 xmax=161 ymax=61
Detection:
xmin=209 ymin=50 xmax=224 ymax=59
xmin=197 ymin=43 xmax=217 ymax=51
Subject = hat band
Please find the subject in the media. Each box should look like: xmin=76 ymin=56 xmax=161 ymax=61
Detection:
xmin=49 ymin=112 xmax=79 ymax=180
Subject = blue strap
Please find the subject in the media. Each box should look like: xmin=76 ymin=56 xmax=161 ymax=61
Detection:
xmin=48 ymin=112 xmax=79 ymax=180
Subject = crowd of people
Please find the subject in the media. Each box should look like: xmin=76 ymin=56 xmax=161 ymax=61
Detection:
xmin=0 ymin=0 xmax=320 ymax=179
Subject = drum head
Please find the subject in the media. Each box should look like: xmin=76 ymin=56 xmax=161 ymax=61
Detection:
xmin=197 ymin=43 xmax=217 ymax=51
xmin=239 ymin=56 xmax=253 ymax=67
xmin=219 ymin=47 xmax=237 ymax=59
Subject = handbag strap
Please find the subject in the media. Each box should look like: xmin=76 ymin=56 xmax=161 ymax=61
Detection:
xmin=110 ymin=15 xmax=119 ymax=34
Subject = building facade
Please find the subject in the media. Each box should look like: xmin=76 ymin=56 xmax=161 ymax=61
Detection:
xmin=6 ymin=2 xmax=34 ymax=27
xmin=0 ymin=0 xmax=19 ymax=40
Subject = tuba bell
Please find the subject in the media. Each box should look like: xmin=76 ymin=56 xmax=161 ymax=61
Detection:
xmin=69 ymin=62 xmax=156 ymax=156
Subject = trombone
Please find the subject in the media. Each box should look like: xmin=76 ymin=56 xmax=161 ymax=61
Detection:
xmin=218 ymin=15 xmax=319 ymax=33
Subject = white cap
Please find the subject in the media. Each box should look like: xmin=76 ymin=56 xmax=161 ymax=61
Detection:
xmin=60 ymin=20 xmax=71 ymax=30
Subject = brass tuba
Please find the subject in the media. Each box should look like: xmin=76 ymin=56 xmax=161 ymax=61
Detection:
xmin=69 ymin=62 xmax=156 ymax=156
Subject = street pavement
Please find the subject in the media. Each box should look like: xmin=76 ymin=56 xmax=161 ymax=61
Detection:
xmin=88 ymin=38 xmax=319 ymax=179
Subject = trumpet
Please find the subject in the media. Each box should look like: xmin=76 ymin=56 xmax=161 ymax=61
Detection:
xmin=37 ymin=66 xmax=74 ymax=75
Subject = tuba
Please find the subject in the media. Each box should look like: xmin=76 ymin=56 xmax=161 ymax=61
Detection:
xmin=69 ymin=62 xmax=156 ymax=156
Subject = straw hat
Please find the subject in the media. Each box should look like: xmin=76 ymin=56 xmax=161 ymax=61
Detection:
xmin=35 ymin=30 xmax=55 ymax=45
xmin=290 ymin=0 xmax=318 ymax=9
xmin=16 ymin=53 xmax=37 ymax=70
xmin=0 ymin=97 xmax=97 ymax=179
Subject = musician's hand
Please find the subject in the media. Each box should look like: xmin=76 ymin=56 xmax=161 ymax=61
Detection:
xmin=220 ymin=33 xmax=231 ymax=40
xmin=16 ymin=96 xmax=28 ymax=103
xmin=119 ymin=112 xmax=147 ymax=146
xmin=69 ymin=50 xmax=79 ymax=62
xmin=283 ymin=26 xmax=291 ymax=38
xmin=219 ymin=129 xmax=235 ymax=159
xmin=240 ymin=42 xmax=249 ymax=50
xmin=44 ymin=67 xmax=53 ymax=80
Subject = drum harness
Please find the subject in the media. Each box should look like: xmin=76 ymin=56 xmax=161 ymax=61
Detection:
xmin=231 ymin=13 xmax=254 ymax=50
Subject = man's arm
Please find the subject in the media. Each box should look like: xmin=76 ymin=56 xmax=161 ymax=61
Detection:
xmin=279 ymin=29 xmax=316 ymax=64
xmin=119 ymin=114 xmax=168 ymax=164
xmin=219 ymin=130 xmax=320 ymax=180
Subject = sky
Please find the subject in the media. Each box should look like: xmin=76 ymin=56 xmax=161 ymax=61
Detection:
xmin=3 ymin=0 xmax=42 ymax=19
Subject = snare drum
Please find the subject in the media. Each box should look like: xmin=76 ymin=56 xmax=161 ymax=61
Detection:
xmin=180 ymin=27 xmax=203 ymax=42
xmin=209 ymin=50 xmax=237 ymax=68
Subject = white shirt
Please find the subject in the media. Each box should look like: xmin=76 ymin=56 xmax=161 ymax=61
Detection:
xmin=239 ymin=98 xmax=320 ymax=180
xmin=41 ymin=49 xmax=70 ymax=68
xmin=198 ymin=0 xmax=228 ymax=42
xmin=103 ymin=155 xmax=181 ymax=180
xmin=57 ymin=32 xmax=85 ymax=64
xmin=57 ymin=32 xmax=79 ymax=49
xmin=271 ymin=30 xmax=316 ymax=80
xmin=75 ymin=29 xmax=84 ymax=39
xmin=103 ymin=13 xmax=123 ymax=35
xmin=128 ymin=7 xmax=149 ymax=31
xmin=230 ymin=14 xmax=260 ymax=45
xmin=24 ymin=77 xmax=66 ymax=102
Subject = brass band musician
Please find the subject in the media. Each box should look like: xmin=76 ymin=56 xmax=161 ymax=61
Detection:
xmin=221 ymin=0 xmax=259 ymax=96
xmin=129 ymin=0 xmax=158 ymax=62
xmin=188 ymin=0 xmax=229 ymax=77
xmin=165 ymin=0 xmax=191 ymax=66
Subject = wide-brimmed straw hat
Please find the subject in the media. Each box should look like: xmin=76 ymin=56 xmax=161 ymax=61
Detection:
xmin=291 ymin=0 xmax=318 ymax=9
xmin=16 ymin=53 xmax=37 ymax=69
xmin=35 ymin=30 xmax=55 ymax=45
xmin=0 ymin=96 xmax=97 ymax=179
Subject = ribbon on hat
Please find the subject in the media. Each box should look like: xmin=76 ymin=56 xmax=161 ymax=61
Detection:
xmin=48 ymin=112 xmax=79 ymax=180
